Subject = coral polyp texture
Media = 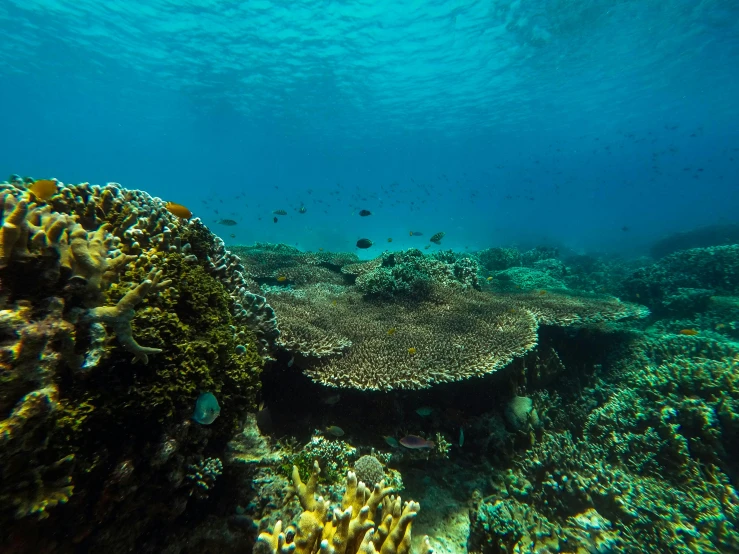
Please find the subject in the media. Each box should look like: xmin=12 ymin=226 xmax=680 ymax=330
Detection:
xmin=267 ymin=284 xmax=647 ymax=391
xmin=257 ymin=462 xmax=432 ymax=554
xmin=0 ymin=177 xmax=268 ymax=543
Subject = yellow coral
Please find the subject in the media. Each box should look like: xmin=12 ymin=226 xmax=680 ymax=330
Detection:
xmin=0 ymin=194 xmax=29 ymax=267
xmin=258 ymin=463 xmax=431 ymax=554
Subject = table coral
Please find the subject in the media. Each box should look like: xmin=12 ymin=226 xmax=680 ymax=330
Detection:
xmin=267 ymin=284 xmax=646 ymax=391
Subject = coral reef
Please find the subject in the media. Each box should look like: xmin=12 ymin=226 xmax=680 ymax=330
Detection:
xmin=468 ymin=329 xmax=739 ymax=553
xmin=354 ymin=249 xmax=481 ymax=299
xmin=621 ymin=244 xmax=739 ymax=315
xmin=649 ymin=223 xmax=739 ymax=259
xmin=476 ymin=247 xmax=521 ymax=272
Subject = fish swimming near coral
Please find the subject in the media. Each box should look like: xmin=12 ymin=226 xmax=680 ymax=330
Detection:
xmin=27 ymin=179 xmax=58 ymax=201
xmin=359 ymin=209 xmax=372 ymax=216
xmin=273 ymin=209 xmax=288 ymax=215
xmin=165 ymin=201 xmax=192 ymax=219
xmin=679 ymin=328 xmax=699 ymax=336
xmin=276 ymin=275 xmax=288 ymax=282
xmin=192 ymin=392 xmax=221 ymax=425
xmin=387 ymin=327 xmax=396 ymax=335
xmin=384 ymin=436 xmax=400 ymax=448
xmin=399 ymin=435 xmax=435 ymax=449
xmin=430 ymin=231 xmax=445 ymax=245
xmin=356 ymin=238 xmax=373 ymax=249
xmin=324 ymin=425 xmax=345 ymax=437
xmin=321 ymin=393 xmax=341 ymax=406
xmin=410 ymin=231 xmax=423 ymax=236
xmin=415 ymin=406 xmax=433 ymax=417
xmin=218 ymin=219 xmax=237 ymax=226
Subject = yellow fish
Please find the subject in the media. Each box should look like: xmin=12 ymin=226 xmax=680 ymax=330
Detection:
xmin=165 ymin=201 xmax=192 ymax=219
xmin=408 ymin=347 xmax=417 ymax=355
xmin=276 ymin=275 xmax=287 ymax=282
xmin=387 ymin=327 xmax=396 ymax=335
xmin=678 ymin=328 xmax=699 ymax=336
xmin=27 ymin=179 xmax=57 ymax=201
xmin=486 ymin=276 xmax=493 ymax=282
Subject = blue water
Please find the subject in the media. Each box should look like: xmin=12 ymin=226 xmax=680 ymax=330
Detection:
xmin=1 ymin=1 xmax=738 ymax=257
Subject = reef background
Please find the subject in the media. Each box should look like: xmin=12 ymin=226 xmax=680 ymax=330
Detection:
xmin=1 ymin=1 xmax=739 ymax=553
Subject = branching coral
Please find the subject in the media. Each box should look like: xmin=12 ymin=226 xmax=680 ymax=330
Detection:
xmin=258 ymin=463 xmax=432 ymax=554
xmin=81 ymin=267 xmax=172 ymax=364
xmin=267 ymin=285 xmax=645 ymax=391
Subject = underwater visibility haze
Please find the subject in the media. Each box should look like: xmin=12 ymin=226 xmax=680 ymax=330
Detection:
xmin=1 ymin=1 xmax=739 ymax=553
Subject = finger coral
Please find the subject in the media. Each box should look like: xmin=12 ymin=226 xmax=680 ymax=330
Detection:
xmin=257 ymin=463 xmax=432 ymax=554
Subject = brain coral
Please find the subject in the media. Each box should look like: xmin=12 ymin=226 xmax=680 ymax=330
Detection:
xmin=267 ymin=285 xmax=646 ymax=390
xmin=353 ymin=455 xmax=385 ymax=487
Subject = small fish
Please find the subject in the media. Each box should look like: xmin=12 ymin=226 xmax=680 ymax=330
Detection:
xmin=325 ymin=425 xmax=345 ymax=437
xmin=716 ymin=323 xmax=726 ymax=330
xmin=539 ymin=290 xmax=547 ymax=295
xmin=415 ymin=406 xmax=433 ymax=417
xmin=319 ymin=247 xmax=324 ymax=251
xmin=424 ymin=245 xmax=431 ymax=250
xmin=273 ymin=217 xmax=278 ymax=223
xmin=273 ymin=209 xmax=288 ymax=215
xmin=322 ymin=393 xmax=341 ymax=406
xmin=459 ymin=427 xmax=464 ymax=447
xmin=164 ymin=201 xmax=192 ymax=219
xmin=229 ymin=233 xmax=236 ymax=238
xmin=679 ymin=328 xmax=699 ymax=336
xmin=192 ymin=392 xmax=221 ymax=425
xmin=410 ymin=231 xmax=423 ymax=236
xmin=407 ymin=347 xmax=417 ymax=355
xmin=429 ymin=232 xmax=445 ymax=245
xmin=359 ymin=209 xmax=372 ymax=217
xmin=331 ymin=300 xmax=338 ymax=306
xmin=27 ymin=179 xmax=58 ymax=201
xmin=299 ymin=205 xmax=307 ymax=214
xmin=486 ymin=276 xmax=493 ymax=282
xmin=218 ymin=219 xmax=238 ymax=226
xmin=384 ymin=436 xmax=400 ymax=448
xmin=387 ymin=238 xmax=393 ymax=243
xmin=356 ymin=238 xmax=373 ymax=249
xmin=387 ymin=327 xmax=396 ymax=335
xmin=276 ymin=275 xmax=288 ymax=282
xmin=399 ymin=435 xmax=435 ymax=449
